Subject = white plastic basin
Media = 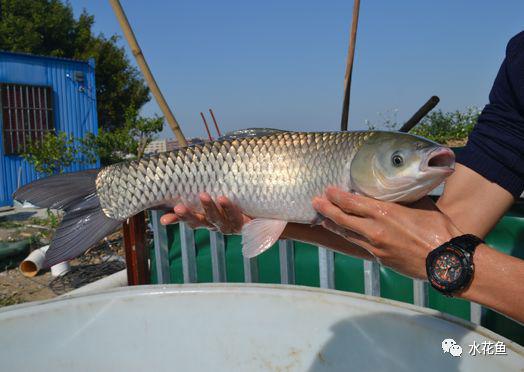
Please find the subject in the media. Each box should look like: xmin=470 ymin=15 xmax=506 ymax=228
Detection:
xmin=0 ymin=284 xmax=522 ymax=371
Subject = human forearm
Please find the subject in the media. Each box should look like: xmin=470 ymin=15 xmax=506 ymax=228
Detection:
xmin=457 ymin=244 xmax=524 ymax=323
xmin=437 ymin=164 xmax=515 ymax=237
xmin=282 ymin=223 xmax=374 ymax=260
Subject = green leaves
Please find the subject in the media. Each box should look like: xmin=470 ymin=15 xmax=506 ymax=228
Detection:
xmin=80 ymin=107 xmax=164 ymax=165
xmin=22 ymin=107 xmax=164 ymax=174
xmin=366 ymin=107 xmax=480 ymax=146
xmin=22 ymin=132 xmax=76 ymax=175
xmin=411 ymin=107 xmax=480 ymax=145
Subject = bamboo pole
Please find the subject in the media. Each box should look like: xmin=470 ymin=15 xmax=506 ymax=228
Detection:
xmin=340 ymin=0 xmax=361 ymax=131
xmin=109 ymin=0 xmax=187 ymax=147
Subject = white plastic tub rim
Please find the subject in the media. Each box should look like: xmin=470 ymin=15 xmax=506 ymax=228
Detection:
xmin=0 ymin=284 xmax=522 ymax=372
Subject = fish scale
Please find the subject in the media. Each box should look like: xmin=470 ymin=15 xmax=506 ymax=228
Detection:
xmin=95 ymin=131 xmax=369 ymax=222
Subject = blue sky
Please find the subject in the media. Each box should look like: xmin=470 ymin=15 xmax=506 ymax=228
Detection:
xmin=70 ymin=0 xmax=524 ymax=139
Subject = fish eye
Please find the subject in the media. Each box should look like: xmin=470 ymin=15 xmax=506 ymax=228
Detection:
xmin=391 ymin=153 xmax=404 ymax=167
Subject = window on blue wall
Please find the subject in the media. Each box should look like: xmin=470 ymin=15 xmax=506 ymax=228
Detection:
xmin=0 ymin=83 xmax=54 ymax=155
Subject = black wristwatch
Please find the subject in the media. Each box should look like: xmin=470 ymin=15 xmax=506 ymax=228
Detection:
xmin=426 ymin=234 xmax=484 ymax=297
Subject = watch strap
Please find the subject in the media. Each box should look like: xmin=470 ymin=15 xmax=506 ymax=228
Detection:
xmin=449 ymin=234 xmax=484 ymax=254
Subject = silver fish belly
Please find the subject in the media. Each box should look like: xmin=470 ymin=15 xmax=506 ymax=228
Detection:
xmin=95 ymin=131 xmax=372 ymax=222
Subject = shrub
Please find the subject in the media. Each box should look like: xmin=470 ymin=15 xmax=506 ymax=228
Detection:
xmin=22 ymin=132 xmax=76 ymax=175
xmin=411 ymin=107 xmax=480 ymax=144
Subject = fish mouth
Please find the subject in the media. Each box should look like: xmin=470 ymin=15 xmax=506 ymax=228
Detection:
xmin=420 ymin=147 xmax=455 ymax=174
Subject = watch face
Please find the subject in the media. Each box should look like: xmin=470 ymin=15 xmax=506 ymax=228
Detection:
xmin=432 ymin=251 xmax=463 ymax=284
xmin=427 ymin=238 xmax=478 ymax=296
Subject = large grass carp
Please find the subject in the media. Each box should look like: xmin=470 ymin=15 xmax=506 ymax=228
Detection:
xmin=14 ymin=130 xmax=455 ymax=266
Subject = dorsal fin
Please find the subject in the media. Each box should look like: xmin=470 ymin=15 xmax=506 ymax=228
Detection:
xmin=218 ymin=128 xmax=291 ymax=141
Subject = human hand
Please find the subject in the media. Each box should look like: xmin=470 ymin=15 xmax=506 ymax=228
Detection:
xmin=312 ymin=187 xmax=463 ymax=279
xmin=160 ymin=193 xmax=251 ymax=234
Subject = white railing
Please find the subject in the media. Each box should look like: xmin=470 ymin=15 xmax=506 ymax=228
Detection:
xmin=150 ymin=210 xmax=482 ymax=324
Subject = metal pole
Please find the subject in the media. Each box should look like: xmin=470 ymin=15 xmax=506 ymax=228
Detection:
xmin=243 ymin=258 xmax=259 ymax=283
xmin=340 ymin=0 xmax=361 ymax=131
xmin=109 ymin=0 xmax=188 ymax=147
xmin=180 ymin=222 xmax=198 ymax=283
xmin=413 ymin=280 xmax=429 ymax=307
xmin=399 ymin=96 xmax=440 ymax=133
xmin=210 ymin=232 xmax=227 ymax=282
xmin=151 ymin=210 xmax=170 ymax=284
xmin=209 ymin=108 xmax=222 ymax=137
xmin=363 ymin=260 xmax=380 ymax=296
xmin=200 ymin=112 xmax=214 ymax=141
xmin=470 ymin=302 xmax=482 ymax=325
xmin=318 ymin=247 xmax=335 ymax=289
xmin=278 ymin=240 xmax=295 ymax=284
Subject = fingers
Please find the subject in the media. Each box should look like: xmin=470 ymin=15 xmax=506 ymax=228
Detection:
xmin=321 ymin=219 xmax=376 ymax=255
xmin=325 ymin=187 xmax=383 ymax=218
xmin=160 ymin=213 xmax=178 ymax=225
xmin=312 ymin=196 xmax=373 ymax=238
xmin=200 ymin=193 xmax=224 ymax=227
xmin=173 ymin=204 xmax=214 ymax=229
xmin=217 ymin=196 xmax=246 ymax=233
xmin=161 ymin=194 xmax=249 ymax=234
xmin=322 ymin=219 xmax=363 ymax=242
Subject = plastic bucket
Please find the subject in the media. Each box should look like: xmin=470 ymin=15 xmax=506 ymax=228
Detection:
xmin=0 ymin=284 xmax=522 ymax=371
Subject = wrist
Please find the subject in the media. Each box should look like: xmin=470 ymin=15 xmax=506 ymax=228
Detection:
xmin=444 ymin=221 xmax=464 ymax=243
xmin=424 ymin=216 xmax=464 ymax=251
xmin=453 ymin=243 xmax=492 ymax=302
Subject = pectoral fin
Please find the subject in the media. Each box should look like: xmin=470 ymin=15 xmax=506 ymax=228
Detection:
xmin=241 ymin=219 xmax=288 ymax=258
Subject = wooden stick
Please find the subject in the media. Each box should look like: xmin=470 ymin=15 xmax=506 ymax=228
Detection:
xmin=399 ymin=96 xmax=440 ymax=133
xmin=200 ymin=112 xmax=214 ymax=141
xmin=109 ymin=0 xmax=188 ymax=147
xmin=340 ymin=0 xmax=361 ymax=131
xmin=209 ymin=108 xmax=222 ymax=137
xmin=123 ymin=212 xmax=150 ymax=285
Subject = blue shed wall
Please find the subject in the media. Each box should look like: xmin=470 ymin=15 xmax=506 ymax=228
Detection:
xmin=0 ymin=52 xmax=99 ymax=206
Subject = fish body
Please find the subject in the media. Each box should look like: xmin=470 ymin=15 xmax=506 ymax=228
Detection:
xmin=15 ymin=130 xmax=455 ymax=266
xmin=96 ymin=131 xmax=368 ymax=223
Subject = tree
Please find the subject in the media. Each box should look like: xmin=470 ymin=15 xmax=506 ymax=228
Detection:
xmin=411 ymin=107 xmax=480 ymax=145
xmin=0 ymin=0 xmax=150 ymax=131
xmin=366 ymin=107 xmax=480 ymax=146
xmin=22 ymin=132 xmax=76 ymax=175
xmin=21 ymin=106 xmax=162 ymax=172
xmin=81 ymin=107 xmax=164 ymax=165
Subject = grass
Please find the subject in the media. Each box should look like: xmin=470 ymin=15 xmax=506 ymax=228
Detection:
xmin=0 ymin=220 xmax=22 ymax=229
xmin=0 ymin=294 xmax=22 ymax=308
xmin=28 ymin=210 xmax=61 ymax=229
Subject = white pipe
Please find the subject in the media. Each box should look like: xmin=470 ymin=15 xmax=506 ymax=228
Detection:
xmin=62 ymin=269 xmax=128 ymax=297
xmin=51 ymin=261 xmax=70 ymax=277
xmin=19 ymin=245 xmax=49 ymax=277
xmin=19 ymin=245 xmax=71 ymax=278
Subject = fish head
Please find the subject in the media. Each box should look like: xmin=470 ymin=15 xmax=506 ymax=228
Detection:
xmin=349 ymin=132 xmax=455 ymax=202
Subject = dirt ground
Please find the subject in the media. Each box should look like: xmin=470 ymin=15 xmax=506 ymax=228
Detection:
xmin=0 ymin=207 xmax=126 ymax=308
xmin=0 ymin=268 xmax=56 ymax=306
